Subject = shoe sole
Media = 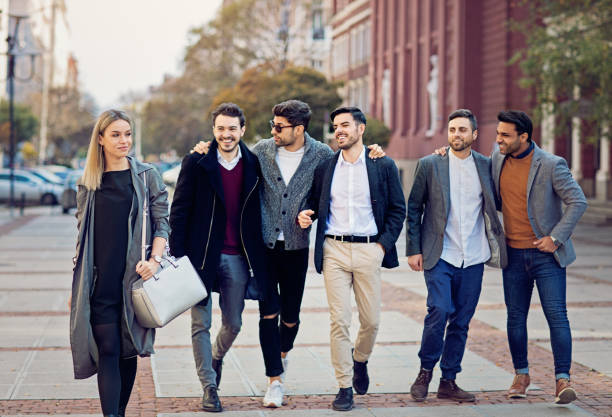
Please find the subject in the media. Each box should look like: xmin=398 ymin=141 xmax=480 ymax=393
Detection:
xmin=437 ymin=393 xmax=476 ymax=402
xmin=508 ymin=389 xmax=528 ymax=399
xmin=555 ymin=387 xmax=577 ymax=404
xmin=263 ymin=401 xmax=282 ymax=408
xmin=332 ymin=404 xmax=354 ymax=411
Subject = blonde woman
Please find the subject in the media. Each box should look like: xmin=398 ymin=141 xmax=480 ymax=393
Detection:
xmin=69 ymin=109 xmax=169 ymax=417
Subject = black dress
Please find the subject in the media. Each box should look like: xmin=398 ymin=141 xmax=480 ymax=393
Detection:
xmin=91 ymin=169 xmax=134 ymax=325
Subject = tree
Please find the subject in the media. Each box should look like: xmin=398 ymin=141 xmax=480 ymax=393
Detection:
xmin=138 ymin=0 xmax=331 ymax=155
xmin=24 ymin=87 xmax=96 ymax=164
xmin=0 ymin=100 xmax=39 ymax=154
xmin=363 ymin=116 xmax=391 ymax=148
xmin=509 ymin=0 xmax=612 ymax=141
xmin=212 ymin=65 xmax=343 ymax=142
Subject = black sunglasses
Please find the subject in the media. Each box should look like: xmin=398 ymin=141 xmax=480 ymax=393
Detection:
xmin=269 ymin=120 xmax=295 ymax=133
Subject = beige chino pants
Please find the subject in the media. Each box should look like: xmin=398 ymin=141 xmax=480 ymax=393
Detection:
xmin=322 ymin=237 xmax=384 ymax=388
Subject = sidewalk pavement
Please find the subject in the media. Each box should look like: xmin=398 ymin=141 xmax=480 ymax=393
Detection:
xmin=0 ymin=207 xmax=610 ymax=416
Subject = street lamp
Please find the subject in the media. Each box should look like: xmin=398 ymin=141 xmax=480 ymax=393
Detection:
xmin=5 ymin=14 xmax=40 ymax=215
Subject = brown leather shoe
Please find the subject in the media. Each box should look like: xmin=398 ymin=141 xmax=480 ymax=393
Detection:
xmin=436 ymin=379 xmax=475 ymax=402
xmin=508 ymin=374 xmax=530 ymax=399
xmin=555 ymin=378 xmax=577 ymax=404
xmin=410 ymin=368 xmax=433 ymax=402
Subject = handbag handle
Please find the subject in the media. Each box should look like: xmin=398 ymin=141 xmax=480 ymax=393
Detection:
xmin=141 ymin=172 xmax=148 ymax=263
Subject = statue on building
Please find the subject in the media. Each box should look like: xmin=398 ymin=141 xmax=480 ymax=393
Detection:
xmin=382 ymin=69 xmax=391 ymax=127
xmin=426 ymin=54 xmax=439 ymax=137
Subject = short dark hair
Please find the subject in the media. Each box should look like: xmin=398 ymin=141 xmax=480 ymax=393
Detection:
xmin=448 ymin=108 xmax=478 ymax=131
xmin=211 ymin=102 xmax=245 ymax=127
xmin=273 ymin=100 xmax=312 ymax=131
xmin=497 ymin=110 xmax=533 ymax=142
xmin=330 ymin=106 xmax=367 ymax=126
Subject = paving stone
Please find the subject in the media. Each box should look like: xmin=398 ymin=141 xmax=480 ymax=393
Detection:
xmin=0 ymin=290 xmax=68 ymax=312
xmin=541 ymin=340 xmax=612 ymax=378
xmin=474 ymin=307 xmax=612 ymax=339
xmin=474 ymin=403 xmax=595 ymax=416
xmin=372 ymin=406 xmax=482 ymax=417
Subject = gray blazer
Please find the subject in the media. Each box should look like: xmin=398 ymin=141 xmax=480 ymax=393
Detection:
xmin=70 ymin=157 xmax=170 ymax=379
xmin=252 ymin=132 xmax=333 ymax=250
xmin=492 ymin=143 xmax=587 ymax=267
xmin=406 ymin=150 xmax=507 ymax=270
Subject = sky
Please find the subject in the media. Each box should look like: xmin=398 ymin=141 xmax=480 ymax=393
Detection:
xmin=64 ymin=0 xmax=223 ymax=109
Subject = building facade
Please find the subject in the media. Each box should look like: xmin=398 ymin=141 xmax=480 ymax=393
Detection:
xmin=328 ymin=0 xmax=610 ymax=201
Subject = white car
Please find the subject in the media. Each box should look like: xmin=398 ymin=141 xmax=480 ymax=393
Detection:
xmin=0 ymin=169 xmax=62 ymax=205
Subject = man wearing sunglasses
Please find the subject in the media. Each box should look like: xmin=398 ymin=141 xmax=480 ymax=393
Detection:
xmin=191 ymin=100 xmax=384 ymax=408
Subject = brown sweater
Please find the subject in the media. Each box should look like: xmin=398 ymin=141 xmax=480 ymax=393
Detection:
xmin=500 ymin=149 xmax=537 ymax=248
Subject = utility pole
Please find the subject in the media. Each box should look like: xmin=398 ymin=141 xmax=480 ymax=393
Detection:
xmin=38 ymin=0 xmax=57 ymax=165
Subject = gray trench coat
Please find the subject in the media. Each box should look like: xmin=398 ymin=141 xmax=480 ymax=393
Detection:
xmin=70 ymin=157 xmax=170 ymax=379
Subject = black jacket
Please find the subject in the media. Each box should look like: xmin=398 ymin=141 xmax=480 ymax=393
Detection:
xmin=169 ymin=140 xmax=269 ymax=304
xmin=307 ymin=147 xmax=406 ymax=273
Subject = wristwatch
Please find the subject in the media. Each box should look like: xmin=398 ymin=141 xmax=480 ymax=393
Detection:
xmin=551 ymin=236 xmax=561 ymax=247
xmin=153 ymin=255 xmax=163 ymax=264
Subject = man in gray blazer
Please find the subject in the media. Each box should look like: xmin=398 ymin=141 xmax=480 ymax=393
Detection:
xmin=406 ymin=109 xmax=507 ymax=403
xmin=493 ymin=110 xmax=587 ymax=404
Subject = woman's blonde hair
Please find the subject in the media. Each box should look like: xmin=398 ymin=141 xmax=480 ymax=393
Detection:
xmin=81 ymin=109 xmax=133 ymax=190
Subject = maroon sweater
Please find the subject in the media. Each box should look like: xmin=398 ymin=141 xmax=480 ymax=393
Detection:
xmin=220 ymin=159 xmax=243 ymax=255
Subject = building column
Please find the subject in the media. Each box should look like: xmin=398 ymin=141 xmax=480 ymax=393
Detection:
xmin=596 ymin=123 xmax=610 ymax=201
xmin=541 ymin=102 xmax=555 ymax=153
xmin=571 ymin=86 xmax=582 ymax=181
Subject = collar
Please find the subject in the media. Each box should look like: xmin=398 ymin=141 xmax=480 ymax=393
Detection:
xmin=216 ymin=145 xmax=242 ymax=165
xmin=448 ymin=149 xmax=473 ymax=163
xmin=510 ymin=141 xmax=534 ymax=159
xmin=338 ymin=146 xmax=366 ymax=166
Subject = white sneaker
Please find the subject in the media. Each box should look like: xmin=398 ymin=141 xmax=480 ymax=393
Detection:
xmin=280 ymin=356 xmax=289 ymax=382
xmin=263 ymin=380 xmax=284 ymax=408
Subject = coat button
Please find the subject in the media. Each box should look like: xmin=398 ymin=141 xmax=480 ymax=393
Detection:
xmin=268 ymin=242 xmax=274 ymax=247
xmin=277 ymin=177 xmax=282 ymax=181
xmin=282 ymin=211 xmax=286 ymax=215
xmin=283 ymin=193 xmax=288 ymax=198
xmin=275 ymin=228 xmax=280 ymax=232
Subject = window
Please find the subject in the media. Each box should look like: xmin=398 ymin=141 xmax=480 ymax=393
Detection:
xmin=312 ymin=5 xmax=324 ymax=40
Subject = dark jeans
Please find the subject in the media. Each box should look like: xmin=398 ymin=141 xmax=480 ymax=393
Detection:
xmin=503 ymin=246 xmax=571 ymax=379
xmin=418 ymin=259 xmax=484 ymax=380
xmin=259 ymin=241 xmax=309 ymax=377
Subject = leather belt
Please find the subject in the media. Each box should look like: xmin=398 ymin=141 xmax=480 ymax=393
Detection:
xmin=325 ymin=234 xmax=378 ymax=243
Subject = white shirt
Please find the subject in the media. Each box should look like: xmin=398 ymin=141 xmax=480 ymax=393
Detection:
xmin=275 ymin=145 xmax=305 ymax=240
xmin=216 ymin=146 xmax=242 ymax=171
xmin=440 ymin=150 xmax=491 ymax=268
xmin=325 ymin=147 xmax=378 ymax=236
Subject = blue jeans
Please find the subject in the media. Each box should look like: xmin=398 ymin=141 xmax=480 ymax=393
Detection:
xmin=418 ymin=259 xmax=484 ymax=380
xmin=503 ymin=247 xmax=571 ymax=379
xmin=191 ymin=253 xmax=250 ymax=388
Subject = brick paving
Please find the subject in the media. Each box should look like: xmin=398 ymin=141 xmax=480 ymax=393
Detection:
xmin=1 ymin=211 xmax=611 ymax=416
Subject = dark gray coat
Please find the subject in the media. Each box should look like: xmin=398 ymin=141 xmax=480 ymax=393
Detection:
xmin=252 ymin=133 xmax=333 ymax=250
xmin=70 ymin=157 xmax=170 ymax=379
xmin=406 ymin=149 xmax=507 ymax=270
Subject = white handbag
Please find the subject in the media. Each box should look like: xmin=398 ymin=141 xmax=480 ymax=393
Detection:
xmin=131 ymin=172 xmax=207 ymax=328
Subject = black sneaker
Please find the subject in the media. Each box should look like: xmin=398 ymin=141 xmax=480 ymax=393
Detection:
xmin=201 ymin=385 xmax=222 ymax=412
xmin=332 ymin=387 xmax=354 ymax=411
xmin=352 ymin=355 xmax=369 ymax=395
xmin=410 ymin=367 xmax=433 ymax=401
xmin=212 ymin=358 xmax=223 ymax=388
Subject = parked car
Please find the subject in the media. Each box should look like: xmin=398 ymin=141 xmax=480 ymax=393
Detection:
xmin=27 ymin=167 xmax=64 ymax=186
xmin=61 ymin=169 xmax=83 ymax=214
xmin=162 ymin=164 xmax=181 ymax=187
xmin=0 ymin=169 xmax=62 ymax=205
xmin=42 ymin=164 xmax=71 ymax=181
